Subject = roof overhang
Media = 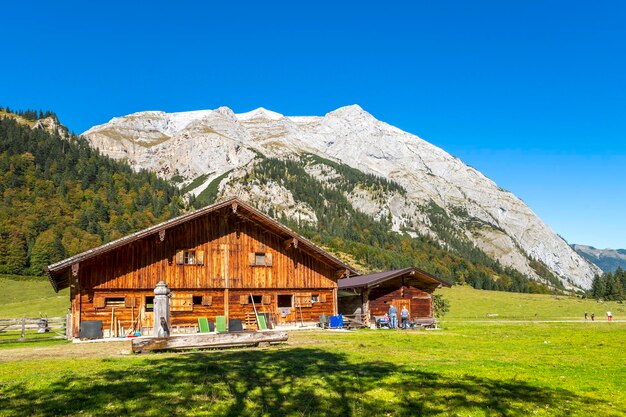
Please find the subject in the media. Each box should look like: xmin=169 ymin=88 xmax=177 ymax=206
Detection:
xmin=46 ymin=197 xmax=358 ymax=292
xmin=337 ymin=266 xmax=451 ymax=293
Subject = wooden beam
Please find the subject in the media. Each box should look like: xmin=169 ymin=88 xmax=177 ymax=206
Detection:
xmin=335 ymin=269 xmax=350 ymax=279
xmin=284 ymin=238 xmax=298 ymax=249
xmin=131 ymin=331 xmax=288 ymax=353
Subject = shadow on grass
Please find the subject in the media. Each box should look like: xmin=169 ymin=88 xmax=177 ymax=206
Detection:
xmin=1 ymin=347 xmax=609 ymax=417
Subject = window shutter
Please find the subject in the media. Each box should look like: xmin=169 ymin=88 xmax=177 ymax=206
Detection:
xmin=196 ymin=250 xmax=205 ymax=265
xmin=175 ymin=250 xmax=184 ymax=265
xmin=202 ymin=295 xmax=212 ymax=306
xmin=94 ymin=297 xmax=105 ymax=309
xmin=298 ymin=293 xmax=312 ymax=308
xmin=262 ymin=294 xmax=271 ymax=305
xmin=125 ymin=296 xmax=136 ymax=308
xmin=171 ymin=294 xmax=193 ymax=311
xmin=240 ymin=295 xmax=249 ymax=305
xmin=248 ymin=252 xmax=256 ymax=266
xmin=265 ymin=252 xmax=273 ymax=266
xmin=319 ymin=294 xmax=327 ymax=303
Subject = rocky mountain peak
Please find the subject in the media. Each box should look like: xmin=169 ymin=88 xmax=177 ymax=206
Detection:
xmin=80 ymin=105 xmax=602 ymax=289
xmin=237 ymin=107 xmax=285 ymax=121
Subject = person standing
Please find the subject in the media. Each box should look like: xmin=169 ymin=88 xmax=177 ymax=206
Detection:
xmin=388 ymin=304 xmax=398 ymax=329
xmin=584 ymin=312 xmax=588 ymax=321
xmin=607 ymin=311 xmax=613 ymax=322
xmin=401 ymin=306 xmax=409 ymax=329
xmin=591 ymin=312 xmax=595 ymax=321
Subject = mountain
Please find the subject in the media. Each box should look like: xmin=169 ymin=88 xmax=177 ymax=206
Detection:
xmin=82 ymin=105 xmax=600 ymax=290
xmin=572 ymin=244 xmax=626 ymax=273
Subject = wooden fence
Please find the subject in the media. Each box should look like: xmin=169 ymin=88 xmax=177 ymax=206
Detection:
xmin=0 ymin=316 xmax=67 ymax=343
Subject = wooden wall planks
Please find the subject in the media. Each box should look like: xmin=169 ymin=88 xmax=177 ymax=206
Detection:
xmin=72 ymin=207 xmax=341 ymax=336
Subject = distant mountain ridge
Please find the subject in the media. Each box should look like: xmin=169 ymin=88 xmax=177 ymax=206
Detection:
xmin=81 ymin=105 xmax=601 ymax=289
xmin=571 ymin=244 xmax=626 ymax=273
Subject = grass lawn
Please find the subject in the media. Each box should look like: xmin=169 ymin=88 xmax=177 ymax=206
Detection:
xmin=0 ymin=274 xmax=68 ymax=319
xmin=1 ymin=322 xmax=624 ymax=417
xmin=439 ymin=285 xmax=625 ymax=320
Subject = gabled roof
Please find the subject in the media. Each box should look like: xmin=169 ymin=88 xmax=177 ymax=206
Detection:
xmin=337 ymin=267 xmax=451 ymax=291
xmin=46 ymin=197 xmax=357 ymax=292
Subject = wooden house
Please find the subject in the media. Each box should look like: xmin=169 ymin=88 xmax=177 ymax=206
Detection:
xmin=47 ymin=198 xmax=357 ymax=338
xmin=337 ymin=267 xmax=451 ymax=325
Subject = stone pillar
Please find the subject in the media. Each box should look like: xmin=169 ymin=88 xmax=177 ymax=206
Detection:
xmin=153 ymin=281 xmax=171 ymax=337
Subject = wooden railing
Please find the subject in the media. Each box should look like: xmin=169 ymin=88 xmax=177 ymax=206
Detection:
xmin=0 ymin=316 xmax=67 ymax=343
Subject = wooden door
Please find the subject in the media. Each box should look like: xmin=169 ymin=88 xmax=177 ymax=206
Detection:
xmin=394 ymin=299 xmax=411 ymax=319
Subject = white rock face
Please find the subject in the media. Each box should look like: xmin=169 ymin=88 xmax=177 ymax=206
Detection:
xmin=82 ymin=105 xmax=601 ymax=288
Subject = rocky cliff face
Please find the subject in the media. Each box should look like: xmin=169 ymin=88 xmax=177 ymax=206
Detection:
xmin=82 ymin=105 xmax=601 ymax=289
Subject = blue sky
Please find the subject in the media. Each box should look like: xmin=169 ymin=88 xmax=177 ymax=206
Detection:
xmin=1 ymin=1 xmax=625 ymax=248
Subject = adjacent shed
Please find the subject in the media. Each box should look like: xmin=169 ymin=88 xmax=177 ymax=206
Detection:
xmin=337 ymin=267 xmax=451 ymax=326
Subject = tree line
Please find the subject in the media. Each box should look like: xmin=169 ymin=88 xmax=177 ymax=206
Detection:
xmin=0 ymin=106 xmax=57 ymax=122
xmin=590 ymin=268 xmax=626 ymax=301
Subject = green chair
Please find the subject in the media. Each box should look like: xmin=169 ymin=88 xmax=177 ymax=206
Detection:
xmin=198 ymin=317 xmax=210 ymax=333
xmin=216 ymin=316 xmax=227 ymax=333
xmin=257 ymin=314 xmax=268 ymax=330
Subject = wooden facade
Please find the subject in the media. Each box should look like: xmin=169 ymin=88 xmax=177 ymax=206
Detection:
xmin=48 ymin=198 xmax=356 ymax=338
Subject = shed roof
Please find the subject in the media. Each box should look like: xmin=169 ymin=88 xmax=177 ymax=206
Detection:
xmin=46 ymin=197 xmax=357 ymax=292
xmin=337 ymin=267 xmax=451 ymax=291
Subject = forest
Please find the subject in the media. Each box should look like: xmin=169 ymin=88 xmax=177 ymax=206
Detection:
xmin=0 ymin=114 xmax=189 ymax=275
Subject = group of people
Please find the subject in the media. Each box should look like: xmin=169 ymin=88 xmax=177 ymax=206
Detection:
xmin=377 ymin=304 xmax=410 ymax=329
xmin=584 ymin=311 xmax=613 ymax=321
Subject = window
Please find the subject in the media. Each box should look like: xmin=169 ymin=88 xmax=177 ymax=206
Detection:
xmin=105 ymin=297 xmax=125 ymax=308
xmin=248 ymin=252 xmax=273 ymax=266
xmin=248 ymin=295 xmax=262 ymax=304
xmin=145 ymin=296 xmax=154 ymax=312
xmin=175 ymin=250 xmax=204 ymax=265
xmin=277 ymin=294 xmax=293 ymax=308
xmin=311 ymin=294 xmax=319 ymax=303
xmin=192 ymin=295 xmax=203 ymax=305
xmin=184 ymin=250 xmax=196 ymax=265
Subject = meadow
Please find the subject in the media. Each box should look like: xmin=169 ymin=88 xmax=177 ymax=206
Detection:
xmin=1 ymin=323 xmax=625 ymax=416
xmin=1 ymin=276 xmax=625 ymax=416
xmin=0 ymin=275 xmax=68 ymax=319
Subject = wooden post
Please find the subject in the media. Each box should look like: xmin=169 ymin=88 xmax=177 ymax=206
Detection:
xmin=221 ymin=244 xmax=229 ymax=323
xmin=20 ymin=317 xmax=25 ymax=341
xmin=332 ymin=287 xmax=338 ymax=316
xmin=110 ymin=307 xmax=115 ymax=338
xmin=70 ymin=273 xmax=81 ymax=338
xmin=362 ymin=288 xmax=371 ymax=326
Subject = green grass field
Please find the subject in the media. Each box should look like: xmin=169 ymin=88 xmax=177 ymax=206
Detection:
xmin=440 ymin=285 xmax=625 ymax=320
xmin=1 ymin=276 xmax=625 ymax=416
xmin=0 ymin=323 xmax=624 ymax=417
xmin=0 ymin=275 xmax=68 ymax=318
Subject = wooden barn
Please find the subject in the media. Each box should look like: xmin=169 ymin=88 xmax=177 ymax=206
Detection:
xmin=47 ymin=198 xmax=357 ymax=338
xmin=337 ymin=267 xmax=451 ymax=326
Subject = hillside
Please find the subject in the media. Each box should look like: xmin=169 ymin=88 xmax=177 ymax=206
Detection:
xmin=0 ymin=110 xmax=189 ymax=275
xmin=82 ymin=105 xmax=599 ymax=289
xmin=572 ymin=244 xmax=626 ymax=273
